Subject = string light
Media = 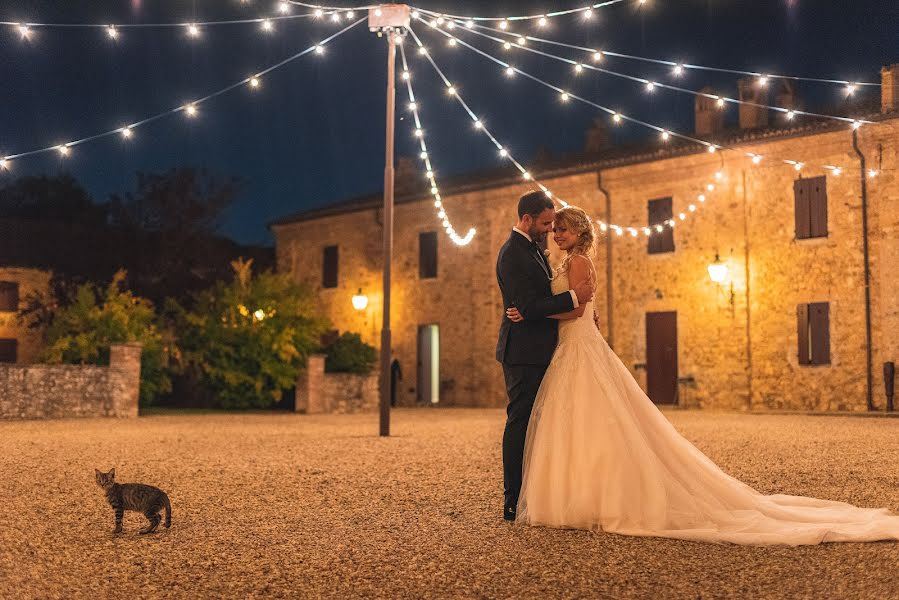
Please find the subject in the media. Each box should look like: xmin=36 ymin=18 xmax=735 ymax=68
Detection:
xmin=106 ymin=25 xmax=118 ymax=39
xmin=454 ymin=22 xmax=872 ymax=127
xmin=278 ymin=2 xmax=291 ymax=14
xmin=397 ymin=41 xmax=475 ymax=246
xmin=0 ymin=18 xmax=365 ymax=165
xmin=452 ymin=18 xmax=881 ymax=98
xmin=249 ymin=77 xmax=261 ymax=88
xmin=187 ymin=23 xmax=200 ymax=37
xmin=426 ymin=20 xmax=861 ymax=175
xmin=17 ymin=24 xmax=30 ymax=39
xmin=413 ymin=1 xmax=630 ymax=24
xmin=261 ymin=19 xmax=274 ymax=32
xmin=417 ymin=18 xmax=854 ymax=237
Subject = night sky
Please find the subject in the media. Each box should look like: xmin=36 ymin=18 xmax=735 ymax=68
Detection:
xmin=1 ymin=1 xmax=897 ymax=245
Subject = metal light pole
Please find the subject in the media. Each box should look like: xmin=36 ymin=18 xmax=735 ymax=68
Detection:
xmin=370 ymin=6 xmax=410 ymax=437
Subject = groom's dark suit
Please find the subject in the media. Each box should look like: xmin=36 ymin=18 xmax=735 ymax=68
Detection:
xmin=496 ymin=230 xmax=576 ymax=516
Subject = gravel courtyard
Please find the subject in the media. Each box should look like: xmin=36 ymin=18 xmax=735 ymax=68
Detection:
xmin=2 ymin=409 xmax=899 ymax=599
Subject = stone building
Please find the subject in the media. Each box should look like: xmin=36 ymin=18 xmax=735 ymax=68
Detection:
xmin=0 ymin=267 xmax=50 ymax=365
xmin=272 ymin=65 xmax=899 ymax=412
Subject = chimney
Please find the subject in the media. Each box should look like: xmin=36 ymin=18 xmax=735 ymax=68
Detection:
xmin=738 ymin=77 xmax=769 ymax=130
xmin=774 ymin=80 xmax=800 ymax=124
xmin=695 ymin=86 xmax=724 ymax=136
xmin=882 ymin=64 xmax=899 ymax=113
xmin=584 ymin=115 xmax=611 ymax=154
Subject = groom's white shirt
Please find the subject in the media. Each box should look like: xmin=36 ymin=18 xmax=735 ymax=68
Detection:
xmin=512 ymin=228 xmax=578 ymax=308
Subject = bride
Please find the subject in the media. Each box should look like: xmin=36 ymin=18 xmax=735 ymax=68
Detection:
xmin=505 ymin=205 xmax=899 ymax=545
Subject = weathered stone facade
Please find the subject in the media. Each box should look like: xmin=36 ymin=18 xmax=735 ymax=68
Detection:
xmin=295 ymin=354 xmax=379 ymax=414
xmin=273 ymin=97 xmax=898 ymax=412
xmin=0 ymin=267 xmax=50 ymax=364
xmin=0 ymin=343 xmax=141 ymax=419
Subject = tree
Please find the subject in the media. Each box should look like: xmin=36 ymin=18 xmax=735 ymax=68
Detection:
xmin=35 ymin=270 xmax=173 ymax=405
xmin=0 ymin=174 xmax=108 ymax=225
xmin=171 ymin=259 xmax=329 ymax=409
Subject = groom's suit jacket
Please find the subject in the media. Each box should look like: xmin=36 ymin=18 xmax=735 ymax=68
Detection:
xmin=496 ymin=231 xmax=576 ymax=366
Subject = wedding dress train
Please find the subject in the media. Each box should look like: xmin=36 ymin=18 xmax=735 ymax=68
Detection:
xmin=517 ymin=267 xmax=899 ymax=545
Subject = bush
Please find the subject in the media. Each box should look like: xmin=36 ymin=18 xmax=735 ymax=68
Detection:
xmin=35 ymin=270 xmax=173 ymax=405
xmin=324 ymin=332 xmax=377 ymax=374
xmin=171 ymin=259 xmax=329 ymax=409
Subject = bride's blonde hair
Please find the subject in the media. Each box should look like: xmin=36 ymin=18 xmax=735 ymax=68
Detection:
xmin=555 ymin=205 xmax=596 ymax=271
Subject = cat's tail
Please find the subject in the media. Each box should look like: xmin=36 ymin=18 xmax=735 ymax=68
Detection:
xmin=162 ymin=493 xmax=172 ymax=528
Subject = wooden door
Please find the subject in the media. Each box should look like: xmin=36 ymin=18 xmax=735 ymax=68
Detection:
xmin=646 ymin=312 xmax=678 ymax=405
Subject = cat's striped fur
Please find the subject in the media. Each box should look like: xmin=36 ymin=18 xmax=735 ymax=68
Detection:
xmin=95 ymin=468 xmax=171 ymax=534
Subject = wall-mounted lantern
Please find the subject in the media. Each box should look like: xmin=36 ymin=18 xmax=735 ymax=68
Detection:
xmin=352 ymin=289 xmax=369 ymax=311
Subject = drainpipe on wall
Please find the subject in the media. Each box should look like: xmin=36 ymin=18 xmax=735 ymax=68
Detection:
xmin=741 ymin=170 xmax=753 ymax=410
xmin=852 ymin=129 xmax=875 ymax=411
xmin=597 ymin=171 xmax=614 ymax=349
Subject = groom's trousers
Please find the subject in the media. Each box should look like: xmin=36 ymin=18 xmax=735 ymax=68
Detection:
xmin=502 ymin=363 xmax=548 ymax=510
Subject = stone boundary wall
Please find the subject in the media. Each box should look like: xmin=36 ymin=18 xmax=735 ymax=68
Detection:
xmin=0 ymin=344 xmax=141 ymax=419
xmin=295 ymin=354 xmax=378 ymax=414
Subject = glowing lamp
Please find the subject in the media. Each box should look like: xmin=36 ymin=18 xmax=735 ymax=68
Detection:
xmin=352 ymin=289 xmax=369 ymax=311
xmin=708 ymin=254 xmax=728 ymax=284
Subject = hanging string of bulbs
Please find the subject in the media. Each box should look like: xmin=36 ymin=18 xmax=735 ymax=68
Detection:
xmin=397 ymin=40 xmax=476 ymax=246
xmin=0 ymin=18 xmax=366 ymax=167
xmin=407 ymin=24 xmax=726 ymax=239
xmin=418 ymin=16 xmax=874 ymax=183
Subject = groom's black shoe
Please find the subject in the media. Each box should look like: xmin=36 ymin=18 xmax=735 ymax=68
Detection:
xmin=503 ymin=506 xmax=517 ymax=522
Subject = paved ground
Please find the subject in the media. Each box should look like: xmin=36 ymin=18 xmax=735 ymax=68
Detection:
xmin=2 ymin=409 xmax=899 ymax=599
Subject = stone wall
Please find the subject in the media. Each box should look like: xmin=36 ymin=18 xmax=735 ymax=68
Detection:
xmin=0 ymin=344 xmax=142 ymax=419
xmin=295 ymin=354 xmax=379 ymax=414
xmin=274 ymin=116 xmax=899 ymax=412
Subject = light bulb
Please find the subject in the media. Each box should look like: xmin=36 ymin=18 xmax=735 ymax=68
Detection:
xmin=448 ymin=38 xmax=457 ymax=46
xmin=278 ymin=2 xmax=290 ymax=14
xmin=868 ymin=169 xmax=878 ymax=178
xmin=57 ymin=145 xmax=70 ymax=156
xmin=794 ymin=162 xmax=803 ymax=171
xmin=414 ymin=128 xmax=423 ymax=137
xmin=447 ymin=86 xmax=456 ymax=95
xmin=661 ymin=130 xmax=670 ymax=141
xmin=560 ymin=92 xmax=570 ymax=102
xmin=517 ymin=37 xmax=526 ymax=45
xmin=673 ymin=64 xmax=684 ymax=76
xmin=646 ymin=81 xmax=655 ymax=92
xmin=688 ymin=204 xmax=696 ymax=212
xmin=314 ymin=9 xmax=323 ymax=18
xmin=420 ymin=151 xmax=427 ymax=159
xmin=504 ymin=42 xmax=512 ymax=50
xmin=583 ymin=8 xmax=594 ymax=19
xmin=786 ymin=110 xmax=795 ymax=120
xmin=505 ymin=66 xmax=515 ymax=77
xmin=716 ymin=97 xmax=725 ymax=108
xmin=500 ymin=20 xmax=509 ymax=29
xmin=120 ymin=127 xmax=132 ymax=138
xmin=0 ymin=158 xmax=7 ymax=169
xmin=593 ymin=51 xmax=603 ymax=62
xmin=249 ymin=77 xmax=260 ymax=88
xmin=751 ymin=154 xmax=763 ymax=164
xmin=185 ymin=104 xmax=197 ymax=116
xmin=474 ymin=120 xmax=483 ymax=129
xmin=538 ymin=16 xmax=547 ymax=27
xmin=314 ymin=45 xmax=324 ymax=54
xmin=851 ymin=120 xmax=862 ymax=130
xmin=331 ymin=12 xmax=341 ymax=22
xmin=706 ymin=183 xmax=715 ymax=192
xmin=446 ymin=21 xmax=455 ymax=30
xmin=679 ymin=212 xmax=686 ymax=220
xmin=758 ymin=75 xmax=768 ymax=86
xmin=107 ymin=26 xmax=118 ymax=39
xmin=708 ymin=146 xmax=717 ymax=154
xmin=374 ymin=8 xmax=383 ymax=17
xmin=499 ymin=148 xmax=508 ymax=157
xmin=187 ymin=24 xmax=200 ymax=37
xmin=832 ymin=168 xmax=842 ymax=176
xmin=418 ymin=47 xmax=427 ymax=55
xmin=522 ymin=172 xmax=532 ymax=180
xmin=846 ymin=83 xmax=857 ymax=96
xmin=18 ymin=24 xmax=30 ymax=39
xmin=698 ymin=194 xmax=706 ymax=203
xmin=575 ymin=64 xmax=583 ymax=74
xmin=401 ymin=71 xmax=410 ymax=80
xmin=612 ymin=113 xmax=621 ymax=123
xmin=261 ymin=19 xmax=273 ymax=31
xmin=466 ymin=20 xmax=474 ymax=28
xmin=347 ymin=11 xmax=355 ymax=18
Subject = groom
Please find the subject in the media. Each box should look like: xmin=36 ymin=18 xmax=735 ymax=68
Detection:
xmin=495 ymin=191 xmax=594 ymax=521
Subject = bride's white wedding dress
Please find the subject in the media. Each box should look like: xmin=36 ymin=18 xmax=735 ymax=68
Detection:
xmin=517 ymin=260 xmax=899 ymax=545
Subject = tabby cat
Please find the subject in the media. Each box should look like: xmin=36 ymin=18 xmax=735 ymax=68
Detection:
xmin=94 ymin=468 xmax=172 ymax=534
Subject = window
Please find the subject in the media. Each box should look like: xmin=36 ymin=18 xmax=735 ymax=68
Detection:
xmin=0 ymin=281 xmax=19 ymax=312
xmin=0 ymin=339 xmax=16 ymax=363
xmin=647 ymin=197 xmax=675 ymax=254
xmin=798 ymin=302 xmax=830 ymax=366
xmin=794 ymin=176 xmax=828 ymax=239
xmin=419 ymin=232 xmax=438 ymax=279
xmin=322 ymin=246 xmax=338 ymax=289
